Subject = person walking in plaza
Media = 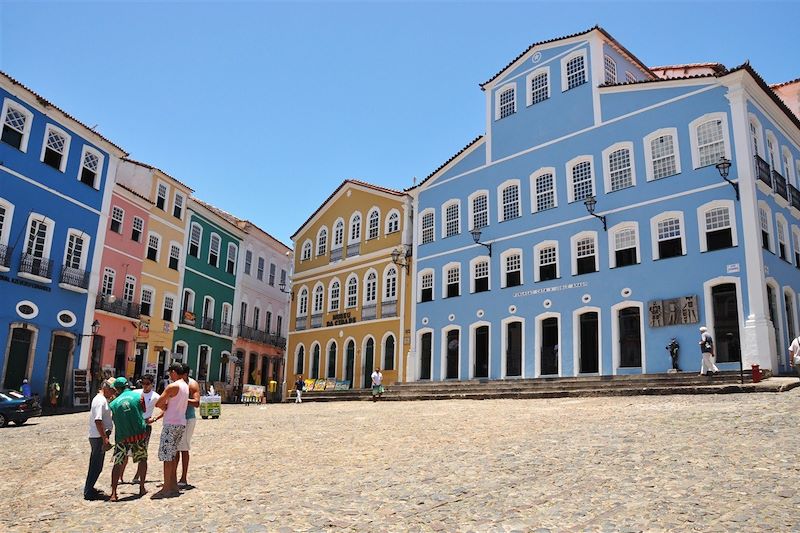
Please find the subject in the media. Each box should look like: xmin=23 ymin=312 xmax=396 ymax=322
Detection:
xmin=108 ymin=377 xmax=149 ymax=501
xmin=84 ymin=378 xmax=115 ymax=501
xmin=152 ymin=362 xmax=188 ymax=499
xmin=699 ymin=326 xmax=719 ymax=376
xmin=789 ymin=334 xmax=800 ymax=378
xmin=176 ymin=363 xmax=200 ymax=489
xmin=294 ymin=374 xmax=305 ymax=404
xmin=21 ymin=378 xmax=31 ymax=397
xmin=130 ymin=374 xmax=160 ymax=485
xmin=371 ymin=367 xmax=384 ymax=402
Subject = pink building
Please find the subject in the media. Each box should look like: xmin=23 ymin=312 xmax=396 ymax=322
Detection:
xmin=90 ymin=184 xmax=152 ymax=382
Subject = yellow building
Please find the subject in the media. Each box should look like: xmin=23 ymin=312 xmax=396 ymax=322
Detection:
xmin=115 ymin=159 xmax=194 ymax=381
xmin=286 ymin=180 xmax=412 ymax=392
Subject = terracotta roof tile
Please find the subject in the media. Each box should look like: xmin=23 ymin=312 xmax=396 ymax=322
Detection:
xmin=771 ymin=77 xmax=800 ymax=89
xmin=122 ymin=158 xmax=195 ymax=192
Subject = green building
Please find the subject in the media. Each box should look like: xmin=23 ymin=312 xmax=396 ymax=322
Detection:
xmin=173 ymin=199 xmax=243 ymax=385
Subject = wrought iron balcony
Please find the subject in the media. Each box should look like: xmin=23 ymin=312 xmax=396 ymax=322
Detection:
xmin=381 ymin=300 xmax=398 ymax=318
xmin=754 ymin=155 xmax=771 ymax=187
xmin=181 ymin=310 xmax=196 ymax=326
xmin=330 ymin=247 xmax=343 ymax=262
xmin=789 ymin=184 xmax=800 ymax=211
xmin=362 ymin=303 xmax=377 ymax=320
xmin=201 ymin=315 xmax=216 ymax=332
xmin=346 ymin=243 xmax=360 ymax=258
xmin=269 ymin=334 xmax=287 ymax=349
xmin=59 ymin=266 xmax=90 ymax=289
xmin=295 ymin=316 xmax=307 ymax=331
xmin=772 ymin=170 xmax=788 ymax=200
xmin=0 ymin=244 xmax=12 ymax=269
xmin=19 ymin=253 xmax=53 ymax=280
xmin=96 ymin=294 xmax=141 ymax=318
xmin=311 ymin=313 xmax=323 ymax=328
xmin=220 ymin=322 xmax=233 ymax=337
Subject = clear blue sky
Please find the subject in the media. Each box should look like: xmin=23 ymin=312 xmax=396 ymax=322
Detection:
xmin=2 ymin=1 xmax=798 ymax=245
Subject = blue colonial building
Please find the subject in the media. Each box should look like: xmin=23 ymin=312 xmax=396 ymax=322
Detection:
xmin=409 ymin=27 xmax=800 ymax=381
xmin=0 ymin=72 xmax=126 ymax=405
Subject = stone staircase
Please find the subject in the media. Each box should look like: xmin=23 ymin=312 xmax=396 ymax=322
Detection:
xmin=290 ymin=371 xmax=798 ymax=403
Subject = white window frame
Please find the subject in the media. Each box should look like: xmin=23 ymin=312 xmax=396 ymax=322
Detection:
xmin=208 ymin=233 xmax=221 ymax=267
xmin=497 ymin=179 xmax=521 ymax=222
xmin=697 ymin=200 xmax=738 ymax=253
xmin=140 ymin=285 xmax=155 ymax=315
xmin=256 ymin=256 xmax=265 ymax=281
xmin=348 ymin=212 xmax=362 ymax=244
xmin=494 ymin=82 xmax=516 ymax=120
xmin=131 ymin=216 xmax=144 ymax=242
xmin=758 ymin=201 xmax=775 ymax=253
xmin=226 ymin=242 xmax=237 ymax=274
xmin=570 ymin=230 xmax=599 ymax=275
xmin=189 ymin=222 xmax=202 ymax=258
xmin=602 ymin=141 xmax=636 ymax=193
xmin=297 ymin=286 xmax=309 ymax=317
xmin=146 ymin=231 xmax=162 ymax=262
xmin=420 ymin=208 xmax=435 ymax=244
xmin=442 ymin=199 xmax=461 ymax=238
xmin=533 ymin=240 xmax=559 ymax=282
xmin=221 ymin=303 xmax=232 ymax=328
xmin=163 ymin=293 xmax=176 ymax=323
xmin=469 ymin=256 xmax=491 ymax=294
xmin=385 ymin=209 xmax=400 ymax=234
xmin=382 ymin=265 xmax=398 ymax=302
xmin=367 ymin=208 xmax=380 ymax=240
xmin=560 ymin=49 xmax=587 ymax=92
xmin=363 ymin=269 xmax=378 ymax=305
xmin=102 ymin=267 xmax=115 ymax=296
xmin=418 ymin=268 xmax=435 ymax=302
xmin=625 ymin=71 xmax=636 ymax=83
xmin=777 ymin=213 xmax=791 ymax=261
xmin=316 ymin=226 xmax=328 ymax=256
xmin=62 ymin=229 xmax=90 ymax=271
xmin=333 ymin=218 xmax=345 ymax=248
xmin=766 ymin=131 xmax=779 ymax=171
xmin=644 ymin=127 xmax=682 ymax=181
xmin=77 ymin=145 xmax=104 ymax=189
xmin=123 ymin=275 xmax=137 ymax=302
xmin=688 ymin=112 xmax=731 ymax=169
xmin=23 ymin=213 xmax=55 ymax=263
xmin=329 ymin=278 xmax=341 ymax=312
xmin=301 ymin=239 xmax=312 ymax=261
xmin=442 ymin=261 xmax=461 ymax=299
xmin=345 ymin=275 xmax=359 ymax=309
xmin=172 ymin=192 xmax=185 ymax=219
xmin=312 ymin=283 xmax=325 ymax=314
xmin=1 ymin=98 xmax=34 ymax=152
xmin=781 ymin=146 xmax=796 ymax=187
xmin=565 ymin=155 xmax=595 ymax=204
xmin=500 ymin=248 xmax=524 ymax=288
xmin=468 ymin=190 xmax=489 ymax=231
xmin=650 ymin=211 xmax=687 ymax=260
xmin=110 ymin=205 xmax=125 ymax=234
xmin=40 ymin=124 xmax=71 ymax=173
xmin=530 ymin=167 xmax=557 ymax=213
xmin=244 ymin=249 xmax=253 ymax=275
xmin=608 ymin=221 xmax=640 ymax=268
xmin=748 ymin=114 xmax=763 ymax=158
xmin=526 ymin=66 xmax=550 ymax=107
xmin=182 ymin=288 xmax=196 ymax=315
xmin=155 ymin=180 xmax=169 ymax=210
xmin=0 ymin=197 xmax=15 ymax=249
xmin=603 ymin=54 xmax=617 ymax=84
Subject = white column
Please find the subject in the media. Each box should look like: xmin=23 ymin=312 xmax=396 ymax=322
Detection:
xmin=406 ymin=192 xmax=419 ymax=382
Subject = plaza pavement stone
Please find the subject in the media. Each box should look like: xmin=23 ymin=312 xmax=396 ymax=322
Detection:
xmin=0 ymin=389 xmax=799 ymax=532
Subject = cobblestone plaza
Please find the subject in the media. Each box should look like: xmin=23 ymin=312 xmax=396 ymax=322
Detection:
xmin=1 ymin=391 xmax=799 ymax=532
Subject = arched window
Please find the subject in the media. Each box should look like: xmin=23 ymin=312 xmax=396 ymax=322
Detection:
xmin=312 ymin=284 xmax=324 ymax=314
xmin=610 ymin=223 xmax=640 ymax=268
xmin=317 ymin=227 xmax=328 ymax=256
xmin=499 ymin=181 xmax=520 ymax=221
xmin=209 ymin=234 xmax=221 ymax=267
xmin=384 ymin=266 xmax=397 ymax=300
xmin=531 ymin=168 xmax=556 ymax=212
xmin=526 ymin=67 xmax=549 ymax=106
xmin=327 ymin=341 xmax=337 ymax=378
xmin=383 ymin=334 xmax=395 ymax=370
xmin=651 ymin=212 xmax=685 ymax=260
xmin=420 ymin=210 xmax=435 ymax=244
xmin=349 ymin=213 xmax=362 ymax=243
xmin=297 ymin=287 xmax=308 ymax=316
xmin=333 ymin=219 xmax=344 ymax=248
xmin=563 ymin=51 xmax=587 ymax=90
xmin=386 ymin=210 xmax=400 ymax=234
xmin=329 ymin=279 xmax=341 ymax=311
xmin=496 ymin=83 xmax=516 ymax=119
xmin=645 ymin=128 xmax=681 ymax=181
xmin=301 ymin=240 xmax=312 ymax=261
xmin=346 ymin=275 xmax=358 ymax=308
xmin=603 ymin=142 xmax=635 ymax=192
xmin=311 ymin=344 xmax=320 ymax=379
xmin=419 ymin=269 xmax=434 ymax=302
xmin=364 ymin=271 xmax=377 ymax=304
xmin=470 ymin=191 xmax=488 ymax=230
xmin=690 ymin=114 xmax=728 ymax=168
xmin=567 ymin=156 xmax=594 ymax=203
xmin=367 ymin=209 xmax=380 ymax=240
xmin=443 ymin=200 xmax=460 ymax=237
xmin=604 ymin=54 xmax=617 ymax=84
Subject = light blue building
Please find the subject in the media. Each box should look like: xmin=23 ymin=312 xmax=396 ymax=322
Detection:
xmin=0 ymin=72 xmax=126 ymax=406
xmin=408 ymin=27 xmax=800 ymax=382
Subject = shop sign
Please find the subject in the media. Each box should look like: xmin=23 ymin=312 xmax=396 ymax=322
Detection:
xmin=513 ymin=281 xmax=588 ymax=298
xmin=327 ymin=311 xmax=356 ymax=327
xmin=727 ymin=263 xmax=740 ymax=273
xmin=138 ymin=320 xmax=150 ymax=336
xmin=648 ymin=295 xmax=699 ymax=327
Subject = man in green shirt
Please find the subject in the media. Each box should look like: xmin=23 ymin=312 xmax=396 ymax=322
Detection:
xmin=109 ymin=377 xmax=149 ymax=501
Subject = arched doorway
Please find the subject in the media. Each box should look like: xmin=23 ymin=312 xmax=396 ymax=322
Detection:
xmin=383 ymin=335 xmax=395 ymax=371
xmin=296 ymin=345 xmax=305 ymax=375
xmin=446 ymin=329 xmax=459 ymax=379
xmin=505 ymin=321 xmax=522 ymax=377
xmin=579 ymin=312 xmax=599 ymax=373
xmin=420 ymin=332 xmax=432 ymax=380
xmin=474 ymin=326 xmax=489 ymax=379
xmin=48 ymin=334 xmax=73 ymax=407
xmin=345 ymin=340 xmax=355 ymax=387
xmin=618 ymin=307 xmax=642 ymax=368
xmin=712 ymin=283 xmax=741 ymax=363
xmin=540 ymin=318 xmax=558 ymax=375
xmin=4 ymin=327 xmax=33 ymax=390
xmin=363 ymin=338 xmax=374 ymax=388
xmin=327 ymin=342 xmax=337 ymax=378
xmin=260 ymin=355 xmax=269 ymax=387
xmin=311 ymin=344 xmax=320 ymax=379
xmin=114 ymin=340 xmax=127 ymax=377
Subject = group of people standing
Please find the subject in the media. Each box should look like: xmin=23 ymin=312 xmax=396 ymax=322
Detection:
xmin=292 ymin=368 xmax=385 ymax=403
xmin=84 ymin=362 xmax=200 ymax=501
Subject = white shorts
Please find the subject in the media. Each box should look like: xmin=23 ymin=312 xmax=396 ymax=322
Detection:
xmin=177 ymin=418 xmax=196 ymax=452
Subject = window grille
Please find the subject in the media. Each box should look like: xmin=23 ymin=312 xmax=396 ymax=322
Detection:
xmin=609 ymin=148 xmax=632 ymax=191
xmin=651 ymin=135 xmax=677 ymax=179
xmin=572 ymin=161 xmax=593 ymax=201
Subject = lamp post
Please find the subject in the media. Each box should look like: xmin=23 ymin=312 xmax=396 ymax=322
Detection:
xmin=470 ymin=229 xmax=492 ymax=256
xmin=715 ymin=156 xmax=739 ymax=201
xmin=278 ymin=281 xmax=293 ymax=301
xmin=583 ymin=195 xmax=607 ymax=231
xmin=390 ymin=247 xmax=411 ymax=272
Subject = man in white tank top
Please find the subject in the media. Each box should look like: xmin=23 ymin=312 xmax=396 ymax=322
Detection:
xmin=152 ymin=362 xmax=188 ymax=498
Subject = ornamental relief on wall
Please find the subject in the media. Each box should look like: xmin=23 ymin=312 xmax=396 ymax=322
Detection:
xmin=648 ymin=295 xmax=699 ymax=327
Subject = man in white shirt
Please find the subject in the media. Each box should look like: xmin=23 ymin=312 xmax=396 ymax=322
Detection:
xmin=83 ymin=378 xmax=115 ymax=500
xmin=788 ymin=335 xmax=800 ymax=377
xmin=371 ymin=368 xmax=384 ymax=402
xmin=699 ymin=326 xmax=719 ymax=376
xmin=131 ymin=374 xmax=160 ymax=484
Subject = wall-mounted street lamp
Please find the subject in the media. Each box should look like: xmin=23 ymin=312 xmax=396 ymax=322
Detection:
xmin=715 ymin=156 xmax=739 ymax=201
xmin=78 ymin=320 xmax=101 ymax=339
xmin=583 ymin=195 xmax=607 ymax=231
xmin=390 ymin=247 xmax=411 ymax=272
xmin=470 ymin=229 xmax=492 ymax=256
xmin=278 ymin=281 xmax=294 ymax=301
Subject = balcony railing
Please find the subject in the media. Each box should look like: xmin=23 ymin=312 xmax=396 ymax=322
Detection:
xmin=754 ymin=155 xmax=772 ymax=187
xmin=0 ymin=244 xmax=12 ymax=269
xmin=269 ymin=334 xmax=287 ymax=349
xmin=296 ymin=316 xmax=307 ymax=331
xmin=220 ymin=322 xmax=233 ymax=337
xmin=362 ymin=303 xmax=377 ymax=320
xmin=311 ymin=313 xmax=323 ymax=328
xmin=381 ymin=300 xmax=398 ymax=318
xmin=346 ymin=243 xmax=360 ymax=258
xmin=790 ymin=184 xmax=800 ymax=211
xmin=59 ymin=266 xmax=90 ymax=289
xmin=330 ymin=247 xmax=343 ymax=262
xmin=181 ymin=310 xmax=196 ymax=326
xmin=19 ymin=253 xmax=53 ymax=280
xmin=773 ymin=170 xmax=788 ymax=200
xmin=96 ymin=295 xmax=141 ymax=318
xmin=201 ymin=315 xmax=215 ymax=332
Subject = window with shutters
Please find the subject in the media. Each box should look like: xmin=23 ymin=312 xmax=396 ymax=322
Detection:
xmin=301 ymin=240 xmax=312 ymax=261
xmin=123 ymin=275 xmax=136 ymax=302
xmin=111 ymin=206 xmax=124 ymax=234
xmin=64 ymin=231 xmax=85 ymax=269
xmin=156 ymin=183 xmax=168 ymax=210
xmin=169 ymin=244 xmax=181 ymax=270
xmin=244 ymin=250 xmax=252 ymax=275
xmin=421 ymin=210 xmax=435 ymax=244
xmin=78 ymin=147 xmax=103 ymax=188
xmin=141 ymin=287 xmax=154 ymax=316
xmin=25 ymin=216 xmax=50 ymax=260
xmin=268 ymin=263 xmax=276 ymax=286
xmin=333 ymin=219 xmax=344 ymax=248
xmin=41 ymin=125 xmax=70 ymax=171
xmin=163 ymin=295 xmax=175 ymax=322
xmin=102 ymin=268 xmax=115 ymax=296
xmin=1 ymin=100 xmax=32 ymax=150
xmin=386 ymin=210 xmax=400 ymax=234
xmin=317 ymin=227 xmax=328 ymax=255
xmin=173 ymin=193 xmax=184 ymax=219
xmin=257 ymin=256 xmax=265 ymax=281
xmin=329 ymin=279 xmax=341 ymax=311
xmin=445 ymin=264 xmax=460 ymax=298
xmin=349 ymin=213 xmax=362 ymax=242
xmin=777 ymin=215 xmax=789 ymax=261
xmin=226 ymin=243 xmax=237 ymax=274
xmin=473 ymin=259 xmax=489 ymax=293
xmin=147 ymin=233 xmax=160 ymax=262
xmin=297 ymin=288 xmax=308 ymax=316
xmin=419 ymin=270 xmax=434 ymax=302
xmin=131 ymin=216 xmax=144 ymax=242
xmin=364 ymin=271 xmax=377 ymax=304
xmin=209 ymin=234 xmax=221 ymax=267
xmin=384 ymin=266 xmax=397 ymax=300
xmin=313 ymin=285 xmax=324 ymax=314
xmin=759 ymin=204 xmax=772 ymax=251
xmin=189 ymin=223 xmax=201 ymax=257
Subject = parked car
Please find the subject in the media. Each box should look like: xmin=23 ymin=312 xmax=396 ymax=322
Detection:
xmin=0 ymin=389 xmax=42 ymax=427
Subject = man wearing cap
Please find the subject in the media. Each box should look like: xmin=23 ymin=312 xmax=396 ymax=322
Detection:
xmin=84 ymin=378 xmax=115 ymax=500
xmin=699 ymin=326 xmax=719 ymax=376
xmin=152 ymin=362 xmax=188 ymax=498
xmin=108 ymin=377 xmax=149 ymax=501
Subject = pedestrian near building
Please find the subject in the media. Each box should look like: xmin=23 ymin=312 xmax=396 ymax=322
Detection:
xmin=21 ymin=379 xmax=31 ymax=398
xmin=788 ymin=335 xmax=800 ymax=378
xmin=84 ymin=378 xmax=115 ymax=501
xmin=371 ymin=368 xmax=384 ymax=402
xmin=108 ymin=377 xmax=149 ymax=501
xmin=152 ymin=363 xmax=188 ymax=499
xmin=176 ymin=363 xmax=200 ymax=489
xmin=699 ymin=326 xmax=719 ymax=376
xmin=131 ymin=375 xmax=160 ymax=484
xmin=294 ymin=374 xmax=305 ymax=404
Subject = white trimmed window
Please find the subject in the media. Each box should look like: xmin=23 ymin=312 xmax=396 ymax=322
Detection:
xmin=312 ymin=284 xmax=324 ymax=314
xmin=169 ymin=244 xmax=181 ymax=270
xmin=1 ymin=99 xmax=33 ymax=151
xmin=189 ymin=223 xmax=202 ymax=258
xmin=226 ymin=243 xmax=237 ymax=274
xmin=645 ymin=128 xmax=681 ymax=181
xmin=64 ymin=231 xmax=86 ymax=270
xmin=625 ymin=71 xmax=636 ymax=83
xmin=781 ymin=147 xmax=795 ymax=186
xmin=419 ymin=270 xmax=434 ymax=302
xmin=384 ymin=266 xmax=397 ymax=300
xmin=257 ymin=256 xmax=265 ymax=281
xmin=268 ymin=263 xmax=276 ymax=286
xmin=244 ymin=250 xmax=252 ymax=275
xmin=526 ymin=67 xmax=550 ymax=106
xmin=156 ymin=182 xmax=168 ymax=210
xmin=386 ymin=210 xmax=400 ymax=234
xmin=759 ymin=203 xmax=773 ymax=251
xmin=140 ymin=287 xmax=154 ymax=316
xmin=496 ymin=84 xmax=516 ymax=120
xmin=333 ymin=219 xmax=344 ymax=248
xmin=0 ymin=199 xmax=11 ymax=249
xmin=604 ymin=55 xmax=617 ymax=84
xmin=163 ymin=294 xmax=175 ymax=322
xmin=173 ymin=193 xmax=184 ymax=219
xmin=147 ymin=232 xmax=160 ymax=262
xmin=102 ymin=268 xmax=115 ymax=295
xmin=41 ymin=125 xmax=70 ymax=172
xmin=503 ymin=250 xmax=522 ymax=287
xmin=24 ymin=215 xmax=53 ymax=263
xmin=444 ymin=201 xmax=460 ymax=238
xmin=421 ymin=210 xmax=435 ymax=244
xmin=749 ymin=117 xmax=762 ymax=157
xmin=472 ymin=258 xmax=490 ymax=293
xmin=364 ymin=271 xmax=377 ymax=304
xmin=346 ymin=276 xmax=358 ymax=308
xmin=499 ymin=180 xmax=521 ymax=221
xmin=208 ymin=234 xmax=221 ymax=267
xmin=562 ymin=51 xmax=587 ymax=91
xmin=610 ymin=223 xmax=639 ymax=268
xmin=651 ymin=212 xmax=685 ymax=260
xmin=131 ymin=216 xmax=144 ymax=242
xmin=317 ymin=227 xmax=328 ymax=256
xmin=110 ymin=206 xmax=124 ymax=234
xmin=123 ymin=275 xmax=136 ymax=302
xmin=535 ymin=242 xmax=558 ymax=282
xmin=572 ymin=232 xmax=598 ymax=275
xmin=301 ymin=240 xmax=312 ymax=261
xmin=690 ymin=114 xmax=729 ymax=169
xmin=603 ymin=142 xmax=635 ymax=192
xmin=531 ymin=168 xmax=556 ymax=212
xmin=776 ymin=215 xmax=789 ymax=261
xmin=367 ymin=209 xmax=380 ymax=240
xmin=470 ymin=192 xmax=488 ymax=230
xmin=445 ymin=264 xmax=460 ymax=298
xmin=329 ymin=279 xmax=341 ymax=311
xmin=78 ymin=147 xmax=103 ymax=189
xmin=349 ymin=213 xmax=362 ymax=243
xmin=567 ymin=156 xmax=594 ymax=203
xmin=699 ymin=201 xmax=736 ymax=252
xmin=297 ymin=288 xmax=308 ymax=316
xmin=793 ymin=227 xmax=800 ymax=268
xmin=766 ymin=132 xmax=779 ymax=171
